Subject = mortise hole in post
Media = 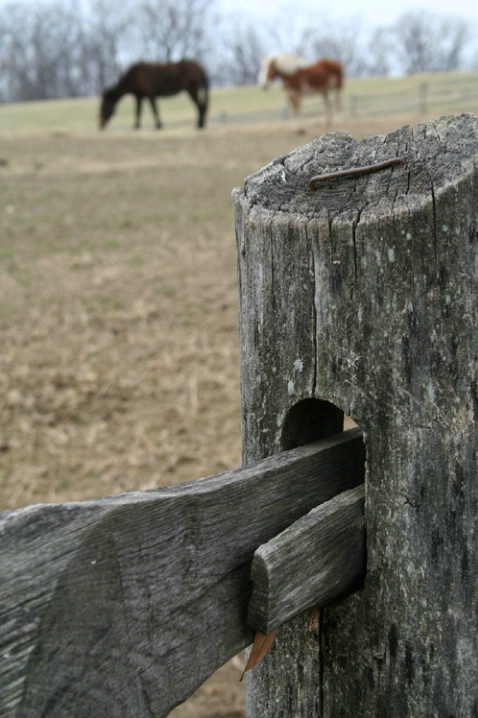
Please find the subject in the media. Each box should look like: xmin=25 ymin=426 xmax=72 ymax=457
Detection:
xmin=281 ymin=398 xmax=355 ymax=450
xmin=279 ymin=397 xmax=367 ymax=614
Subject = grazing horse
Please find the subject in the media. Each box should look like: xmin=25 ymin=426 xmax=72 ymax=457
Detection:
xmin=260 ymin=56 xmax=344 ymax=129
xmin=99 ymin=59 xmax=209 ymax=130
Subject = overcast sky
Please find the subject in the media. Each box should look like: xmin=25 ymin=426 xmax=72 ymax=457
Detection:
xmin=2 ymin=0 xmax=477 ymax=31
xmin=220 ymin=0 xmax=478 ymax=30
xmin=2 ymin=0 xmax=478 ymax=26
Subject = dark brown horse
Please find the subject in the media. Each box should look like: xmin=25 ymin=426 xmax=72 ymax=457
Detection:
xmin=99 ymin=59 xmax=209 ymax=130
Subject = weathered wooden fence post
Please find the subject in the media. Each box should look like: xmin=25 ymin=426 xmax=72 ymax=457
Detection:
xmin=234 ymin=113 xmax=478 ymax=716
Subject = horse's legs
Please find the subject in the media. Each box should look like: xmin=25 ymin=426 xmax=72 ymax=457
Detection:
xmin=197 ymin=98 xmax=207 ymax=129
xmin=287 ymin=90 xmax=304 ymax=133
xmin=287 ymin=90 xmax=302 ymax=118
xmin=148 ymin=97 xmax=162 ymax=129
xmin=134 ymin=96 xmax=143 ymax=129
xmin=187 ymin=87 xmax=207 ymax=129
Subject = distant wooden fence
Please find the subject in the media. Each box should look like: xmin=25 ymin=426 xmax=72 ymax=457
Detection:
xmin=2 ymin=112 xmax=478 ymax=717
xmin=346 ymin=75 xmax=478 ymax=118
xmin=211 ymin=74 xmax=478 ymax=126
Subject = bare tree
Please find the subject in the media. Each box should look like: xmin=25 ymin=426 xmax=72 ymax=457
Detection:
xmin=0 ymin=2 xmax=83 ymax=100
xmin=261 ymin=13 xmax=316 ymax=61
xmin=81 ymin=0 xmax=131 ymax=94
xmin=133 ymin=0 xmax=216 ymax=63
xmin=364 ymin=28 xmax=393 ymax=77
xmin=310 ymin=19 xmax=371 ymax=78
xmin=0 ymin=0 xmax=116 ymax=100
xmin=393 ymin=11 xmax=470 ymax=74
xmin=216 ymin=22 xmax=264 ymax=86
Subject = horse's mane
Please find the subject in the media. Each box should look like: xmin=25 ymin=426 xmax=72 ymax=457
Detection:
xmin=273 ymin=54 xmax=308 ymax=76
xmin=258 ymin=54 xmax=307 ymax=85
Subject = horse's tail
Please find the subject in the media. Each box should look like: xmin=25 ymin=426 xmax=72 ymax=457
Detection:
xmin=330 ymin=60 xmax=344 ymax=90
xmin=198 ymin=71 xmax=209 ymax=108
xmin=317 ymin=58 xmax=344 ymax=90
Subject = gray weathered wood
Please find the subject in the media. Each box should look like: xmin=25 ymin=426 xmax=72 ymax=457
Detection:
xmin=235 ymin=113 xmax=478 ymax=717
xmin=248 ymin=483 xmax=365 ymax=634
xmin=0 ymin=428 xmax=364 ymax=718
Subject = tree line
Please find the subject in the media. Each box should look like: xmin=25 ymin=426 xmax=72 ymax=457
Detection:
xmin=0 ymin=0 xmax=477 ymax=103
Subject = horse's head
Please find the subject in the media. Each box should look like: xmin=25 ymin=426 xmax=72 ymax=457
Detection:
xmin=99 ymin=91 xmax=116 ymax=129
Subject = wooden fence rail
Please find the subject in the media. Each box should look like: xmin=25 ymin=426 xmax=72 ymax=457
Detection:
xmin=346 ymin=77 xmax=478 ymax=118
xmin=1 ymin=430 xmax=365 ymax=717
xmin=2 ymin=111 xmax=478 ymax=718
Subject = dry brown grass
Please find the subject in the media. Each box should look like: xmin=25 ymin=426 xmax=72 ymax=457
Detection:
xmin=0 ymin=126 xmax=284 ymax=509
xmin=1 ymin=103 xmax=474 ymax=717
xmin=0 ymin=116 xmax=412 ymax=511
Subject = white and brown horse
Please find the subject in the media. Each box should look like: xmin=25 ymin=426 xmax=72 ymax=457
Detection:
xmin=259 ymin=55 xmax=344 ymax=129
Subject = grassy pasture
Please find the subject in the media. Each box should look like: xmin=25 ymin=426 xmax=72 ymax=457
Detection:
xmin=1 ymin=73 xmax=478 ymax=511
xmin=1 ymin=71 xmax=477 ymax=718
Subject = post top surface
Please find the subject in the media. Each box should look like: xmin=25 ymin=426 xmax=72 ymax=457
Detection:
xmin=235 ymin=114 xmax=478 ymax=221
